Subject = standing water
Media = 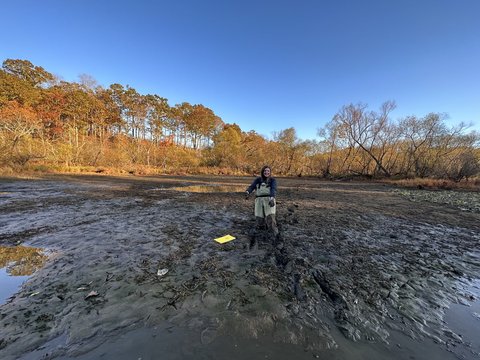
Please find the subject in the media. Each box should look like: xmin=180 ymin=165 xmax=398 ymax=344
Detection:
xmin=444 ymin=279 xmax=480 ymax=358
xmin=0 ymin=245 xmax=47 ymax=303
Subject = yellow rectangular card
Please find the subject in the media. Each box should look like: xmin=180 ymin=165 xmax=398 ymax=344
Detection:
xmin=214 ymin=234 xmax=236 ymax=244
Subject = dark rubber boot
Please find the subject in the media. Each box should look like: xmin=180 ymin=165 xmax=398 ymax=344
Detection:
xmin=266 ymin=215 xmax=279 ymax=237
xmin=255 ymin=216 xmax=266 ymax=230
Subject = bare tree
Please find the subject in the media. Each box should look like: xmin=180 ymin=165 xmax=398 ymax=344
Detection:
xmin=330 ymin=101 xmax=396 ymax=177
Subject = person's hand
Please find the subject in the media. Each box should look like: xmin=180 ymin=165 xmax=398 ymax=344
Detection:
xmin=269 ymin=197 xmax=275 ymax=207
xmin=245 ymin=191 xmax=250 ymax=199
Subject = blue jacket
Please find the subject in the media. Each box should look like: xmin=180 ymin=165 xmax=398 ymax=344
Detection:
xmin=246 ymin=177 xmax=277 ymax=197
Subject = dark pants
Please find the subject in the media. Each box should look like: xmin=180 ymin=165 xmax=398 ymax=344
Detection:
xmin=256 ymin=215 xmax=278 ymax=236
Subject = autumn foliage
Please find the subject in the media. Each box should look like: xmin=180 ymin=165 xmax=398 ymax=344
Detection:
xmin=0 ymin=58 xmax=479 ymax=180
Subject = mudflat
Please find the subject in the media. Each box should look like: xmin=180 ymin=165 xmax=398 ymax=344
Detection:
xmin=0 ymin=174 xmax=479 ymax=360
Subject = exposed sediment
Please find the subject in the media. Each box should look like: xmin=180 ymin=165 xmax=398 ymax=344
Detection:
xmin=0 ymin=175 xmax=479 ymax=359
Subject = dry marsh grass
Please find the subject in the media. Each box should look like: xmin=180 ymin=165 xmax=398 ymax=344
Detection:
xmin=385 ymin=178 xmax=480 ymax=191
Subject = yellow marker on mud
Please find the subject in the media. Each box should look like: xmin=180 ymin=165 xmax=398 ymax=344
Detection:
xmin=214 ymin=234 xmax=236 ymax=244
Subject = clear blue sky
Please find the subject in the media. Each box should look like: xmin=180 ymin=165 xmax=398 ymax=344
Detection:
xmin=1 ymin=0 xmax=479 ymax=140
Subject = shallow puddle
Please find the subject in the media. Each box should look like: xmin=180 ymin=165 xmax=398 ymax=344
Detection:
xmin=0 ymin=268 xmax=29 ymax=304
xmin=0 ymin=245 xmax=47 ymax=303
xmin=444 ymin=279 xmax=480 ymax=358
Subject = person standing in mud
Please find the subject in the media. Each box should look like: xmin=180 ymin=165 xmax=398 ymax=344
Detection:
xmin=245 ymin=165 xmax=279 ymax=238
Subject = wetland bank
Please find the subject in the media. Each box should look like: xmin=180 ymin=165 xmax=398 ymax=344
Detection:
xmin=0 ymin=174 xmax=479 ymax=360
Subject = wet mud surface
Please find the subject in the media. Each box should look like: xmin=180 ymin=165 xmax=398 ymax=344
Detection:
xmin=0 ymin=175 xmax=479 ymax=359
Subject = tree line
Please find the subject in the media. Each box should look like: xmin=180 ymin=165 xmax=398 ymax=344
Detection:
xmin=1 ymin=58 xmax=479 ymax=180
